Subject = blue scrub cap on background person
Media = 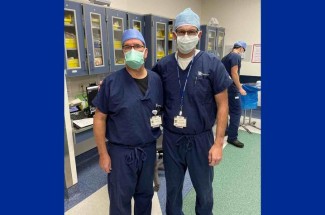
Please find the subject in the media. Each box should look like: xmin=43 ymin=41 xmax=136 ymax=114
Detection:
xmin=174 ymin=8 xmax=200 ymax=30
xmin=122 ymin=29 xmax=146 ymax=46
xmin=234 ymin=41 xmax=247 ymax=51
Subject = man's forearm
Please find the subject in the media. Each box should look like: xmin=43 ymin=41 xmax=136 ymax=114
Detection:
xmin=214 ymin=91 xmax=229 ymax=147
xmin=93 ymin=116 xmax=108 ymax=156
xmin=215 ymin=104 xmax=228 ymax=146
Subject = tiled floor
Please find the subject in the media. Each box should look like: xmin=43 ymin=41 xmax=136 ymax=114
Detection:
xmin=65 ymin=110 xmax=261 ymax=215
xmin=65 ymin=185 xmax=162 ymax=215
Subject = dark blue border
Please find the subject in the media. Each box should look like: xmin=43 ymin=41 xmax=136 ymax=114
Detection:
xmin=1 ymin=1 xmax=63 ymax=214
xmin=262 ymin=0 xmax=325 ymax=214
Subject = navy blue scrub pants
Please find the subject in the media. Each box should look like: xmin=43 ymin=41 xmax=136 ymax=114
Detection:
xmin=163 ymin=129 xmax=214 ymax=215
xmin=227 ymin=90 xmax=242 ymax=141
xmin=107 ymin=142 xmax=156 ymax=215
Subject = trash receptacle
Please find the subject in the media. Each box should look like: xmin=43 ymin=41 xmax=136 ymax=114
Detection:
xmin=241 ymin=84 xmax=259 ymax=110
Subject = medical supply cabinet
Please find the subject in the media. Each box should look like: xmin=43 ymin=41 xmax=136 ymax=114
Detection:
xmin=64 ymin=1 xmax=88 ymax=77
xmin=65 ymin=1 xmax=178 ymax=76
xmin=65 ymin=1 xmax=110 ymax=77
xmin=200 ymin=25 xmax=217 ymax=56
xmin=143 ymin=15 xmax=176 ymax=69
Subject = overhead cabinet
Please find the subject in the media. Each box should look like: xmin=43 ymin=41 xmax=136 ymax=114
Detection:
xmin=64 ymin=1 xmax=177 ymax=75
xmin=64 ymin=1 xmax=87 ymax=77
xmin=200 ymin=25 xmax=217 ymax=56
xmin=144 ymin=15 xmax=176 ymax=69
xmin=64 ymin=1 xmax=110 ymax=77
xmin=127 ymin=12 xmax=145 ymax=36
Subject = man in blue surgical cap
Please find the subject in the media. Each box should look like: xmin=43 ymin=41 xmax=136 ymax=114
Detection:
xmin=92 ymin=29 xmax=163 ymax=215
xmin=221 ymin=41 xmax=247 ymax=148
xmin=152 ymin=8 xmax=233 ymax=214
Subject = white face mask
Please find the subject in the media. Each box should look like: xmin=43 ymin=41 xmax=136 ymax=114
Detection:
xmin=177 ymin=35 xmax=199 ymax=54
xmin=240 ymin=50 xmax=245 ymax=59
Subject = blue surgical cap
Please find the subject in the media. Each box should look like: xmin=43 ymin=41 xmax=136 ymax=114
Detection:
xmin=122 ymin=29 xmax=146 ymax=46
xmin=174 ymin=8 xmax=200 ymax=30
xmin=234 ymin=41 xmax=247 ymax=51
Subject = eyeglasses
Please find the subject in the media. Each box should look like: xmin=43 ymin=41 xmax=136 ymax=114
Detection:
xmin=176 ymin=30 xmax=198 ymax=36
xmin=122 ymin=44 xmax=145 ymax=52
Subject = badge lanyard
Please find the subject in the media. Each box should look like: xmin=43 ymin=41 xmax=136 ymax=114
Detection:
xmin=177 ymin=57 xmax=194 ymax=116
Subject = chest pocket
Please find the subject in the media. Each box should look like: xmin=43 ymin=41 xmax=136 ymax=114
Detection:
xmin=193 ymin=71 xmax=213 ymax=104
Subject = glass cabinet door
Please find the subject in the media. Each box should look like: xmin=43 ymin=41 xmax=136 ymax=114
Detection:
xmin=107 ymin=9 xmax=127 ymax=72
xmin=144 ymin=15 xmax=168 ymax=68
xmin=127 ymin=13 xmax=144 ymax=35
xmin=133 ymin=20 xmax=141 ymax=32
xmin=167 ymin=21 xmax=175 ymax=55
xmin=112 ymin=17 xmax=125 ymax=66
xmin=92 ymin=14 xmax=104 ymax=67
xmin=64 ymin=1 xmax=87 ymax=77
xmin=156 ymin=22 xmax=166 ymax=61
xmin=217 ymin=29 xmax=225 ymax=59
xmin=208 ymin=30 xmax=216 ymax=53
xmin=64 ymin=10 xmax=80 ymax=69
xmin=83 ymin=4 xmax=109 ymax=75
xmin=112 ymin=17 xmax=124 ymax=65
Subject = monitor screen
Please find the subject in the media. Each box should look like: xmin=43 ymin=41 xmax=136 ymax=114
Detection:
xmin=86 ymin=85 xmax=99 ymax=108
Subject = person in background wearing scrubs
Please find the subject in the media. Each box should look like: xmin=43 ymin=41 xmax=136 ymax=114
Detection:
xmin=152 ymin=8 xmax=233 ymax=214
xmin=221 ymin=41 xmax=247 ymax=148
xmin=92 ymin=29 xmax=163 ymax=215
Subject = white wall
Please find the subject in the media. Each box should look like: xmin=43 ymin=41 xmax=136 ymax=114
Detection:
xmin=201 ymin=0 xmax=261 ymax=77
xmin=70 ymin=0 xmax=201 ymax=19
xmin=110 ymin=0 xmax=201 ymax=19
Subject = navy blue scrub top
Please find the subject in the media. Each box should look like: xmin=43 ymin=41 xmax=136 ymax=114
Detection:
xmin=221 ymin=52 xmax=241 ymax=92
xmin=92 ymin=68 xmax=163 ymax=146
xmin=152 ymin=51 xmax=233 ymax=135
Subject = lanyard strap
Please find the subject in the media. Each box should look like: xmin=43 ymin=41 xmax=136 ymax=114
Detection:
xmin=177 ymin=57 xmax=194 ymax=116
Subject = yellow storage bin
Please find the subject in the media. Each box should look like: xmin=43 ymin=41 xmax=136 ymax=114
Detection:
xmin=113 ymin=21 xmax=121 ymax=30
xmin=157 ymin=30 xmax=164 ymax=38
xmin=67 ymin=59 xmax=80 ymax=68
xmin=116 ymin=58 xmax=125 ymax=64
xmin=168 ymin=32 xmax=173 ymax=40
xmin=64 ymin=15 xmax=73 ymax=25
xmin=65 ymin=38 xmax=77 ymax=49
xmin=157 ymin=51 xmax=165 ymax=59
xmin=114 ymin=40 xmax=122 ymax=49
xmin=92 ymin=18 xmax=100 ymax=23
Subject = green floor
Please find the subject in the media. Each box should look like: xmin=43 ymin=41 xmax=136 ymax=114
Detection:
xmin=183 ymin=131 xmax=261 ymax=215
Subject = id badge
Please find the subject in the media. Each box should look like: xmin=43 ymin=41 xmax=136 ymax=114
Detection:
xmin=150 ymin=115 xmax=162 ymax=128
xmin=174 ymin=115 xmax=187 ymax=128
